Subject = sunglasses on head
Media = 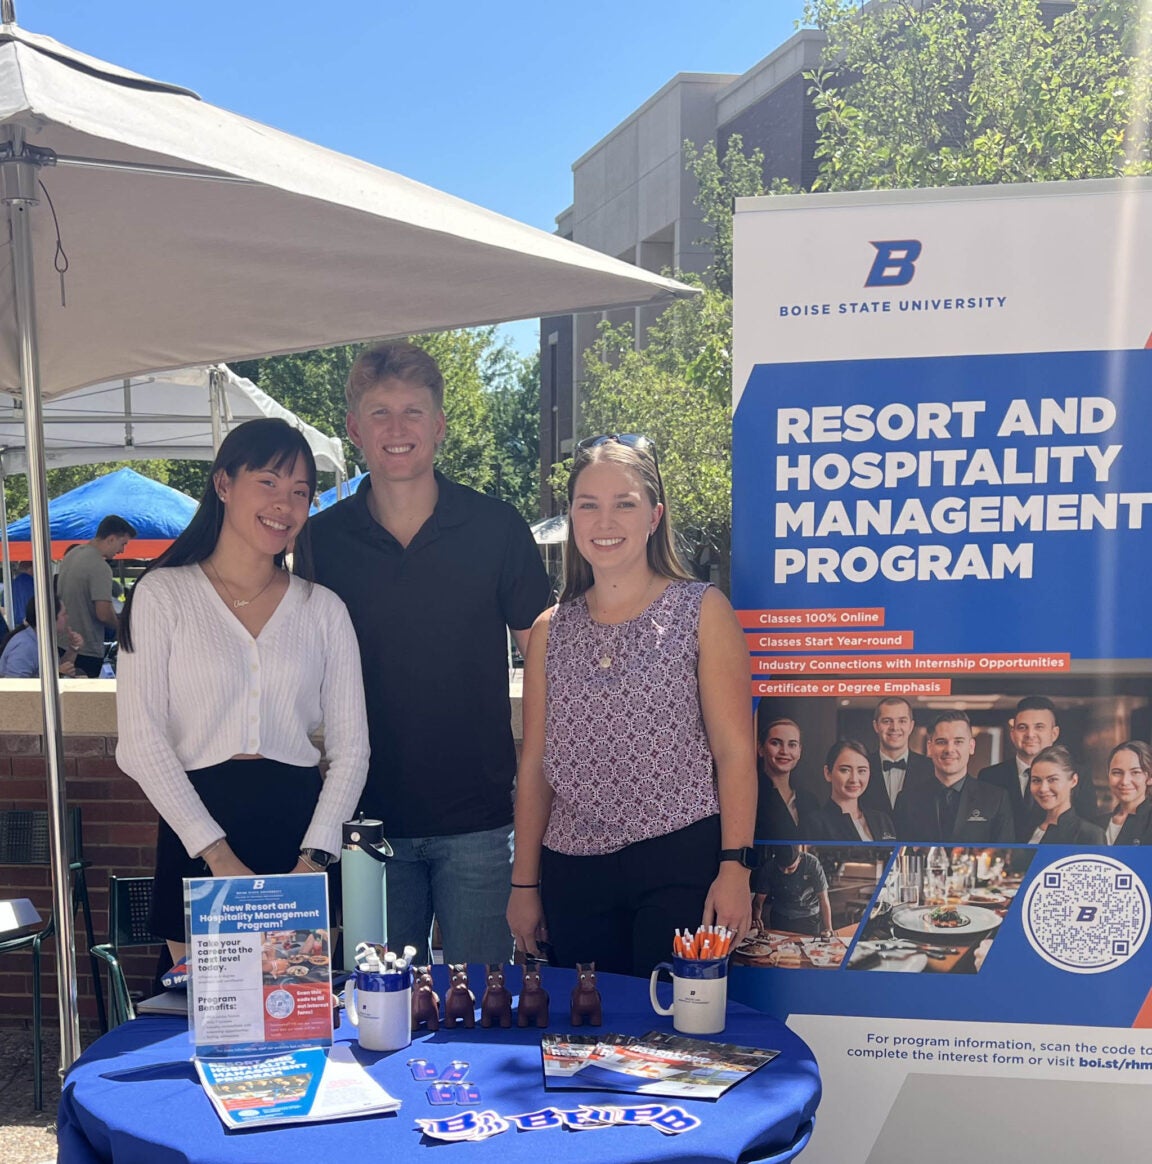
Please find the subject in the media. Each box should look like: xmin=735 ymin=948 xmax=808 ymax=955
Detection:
xmin=575 ymin=433 xmax=658 ymax=463
xmin=574 ymin=433 xmax=665 ymax=503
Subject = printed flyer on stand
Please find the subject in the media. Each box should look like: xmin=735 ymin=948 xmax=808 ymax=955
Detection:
xmin=186 ymin=873 xmax=398 ymax=1128
xmin=730 ymin=179 xmax=1152 ymax=1163
xmin=186 ymin=872 xmax=334 ymax=1056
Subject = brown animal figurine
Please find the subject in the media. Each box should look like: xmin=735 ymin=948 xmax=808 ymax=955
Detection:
xmin=411 ymin=965 xmax=440 ymax=1033
xmin=517 ymin=960 xmax=549 ymax=1028
xmin=443 ymin=963 xmax=476 ymax=1029
xmin=569 ymin=962 xmax=602 ymax=1027
xmin=479 ymin=963 xmax=513 ymax=1028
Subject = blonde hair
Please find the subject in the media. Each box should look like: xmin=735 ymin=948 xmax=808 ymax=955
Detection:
xmin=346 ymin=341 xmax=444 ymax=411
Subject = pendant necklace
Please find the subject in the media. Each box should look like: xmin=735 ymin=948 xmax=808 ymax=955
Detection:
xmin=206 ymin=559 xmax=279 ymax=609
xmin=592 ymin=576 xmax=657 ymax=670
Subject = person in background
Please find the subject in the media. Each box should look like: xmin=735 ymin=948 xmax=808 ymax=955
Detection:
xmin=863 ymin=696 xmax=933 ymax=821
xmin=116 ymin=418 xmax=369 ymax=965
xmin=308 ymin=342 xmax=550 ymax=966
xmin=802 ymin=738 xmax=897 ymax=843
xmin=1026 ymin=744 xmax=1105 ymax=845
xmin=978 ymin=696 xmax=1061 ymax=841
xmin=56 ymin=514 xmax=137 ymax=677
xmin=507 ymin=434 xmax=756 ymax=976
xmin=0 ymin=595 xmax=82 ymax=678
xmin=758 ymin=845 xmax=833 ymax=938
xmin=1098 ymin=741 xmax=1152 ymax=845
xmin=750 ymin=712 xmax=815 ymax=930
xmin=10 ymin=561 xmax=34 ymax=628
xmin=897 ymin=711 xmax=1015 ymax=843
xmin=754 ymin=712 xmax=816 ymax=843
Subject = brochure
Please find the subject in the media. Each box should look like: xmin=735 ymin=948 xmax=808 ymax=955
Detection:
xmin=539 ymin=1032 xmax=610 ymax=1077
xmin=185 ymin=872 xmax=333 ymax=1058
xmin=542 ymin=1031 xmax=779 ymax=1100
xmin=195 ymin=1045 xmax=401 ymax=1130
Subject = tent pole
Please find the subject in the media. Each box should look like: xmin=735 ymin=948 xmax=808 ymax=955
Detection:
xmin=0 ymin=457 xmax=13 ymax=625
xmin=209 ymin=367 xmax=223 ymax=451
xmin=1 ymin=132 xmax=83 ymax=1072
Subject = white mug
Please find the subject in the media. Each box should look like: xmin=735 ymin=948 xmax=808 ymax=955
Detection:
xmin=343 ymin=969 xmax=411 ymax=1052
xmin=649 ymin=955 xmax=727 ymax=1036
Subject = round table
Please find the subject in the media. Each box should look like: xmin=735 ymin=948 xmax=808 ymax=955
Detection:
xmin=58 ymin=964 xmax=820 ymax=1164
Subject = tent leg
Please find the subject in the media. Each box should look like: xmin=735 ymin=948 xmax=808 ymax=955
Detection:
xmin=2 ymin=134 xmax=83 ymax=1074
xmin=0 ymin=465 xmax=12 ymax=625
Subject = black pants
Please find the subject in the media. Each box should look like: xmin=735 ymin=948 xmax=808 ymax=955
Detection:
xmin=150 ymin=758 xmax=329 ymax=942
xmin=769 ymin=911 xmax=820 ymax=935
xmin=540 ymin=815 xmax=721 ymax=978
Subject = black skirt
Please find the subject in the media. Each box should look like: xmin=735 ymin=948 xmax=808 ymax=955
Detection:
xmin=150 ymin=757 xmax=326 ymax=942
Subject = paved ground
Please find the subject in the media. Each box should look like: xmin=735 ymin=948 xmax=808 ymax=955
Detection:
xmin=0 ymin=1025 xmax=69 ymax=1164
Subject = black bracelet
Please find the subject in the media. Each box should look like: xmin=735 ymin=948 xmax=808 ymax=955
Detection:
xmin=510 ymin=881 xmax=540 ymax=889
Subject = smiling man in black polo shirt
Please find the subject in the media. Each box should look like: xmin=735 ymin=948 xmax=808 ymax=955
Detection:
xmin=308 ymin=341 xmax=551 ymax=965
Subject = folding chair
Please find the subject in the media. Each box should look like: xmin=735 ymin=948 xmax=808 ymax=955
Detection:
xmin=90 ymin=876 xmax=160 ymax=1029
xmin=0 ymin=806 xmax=101 ymax=1110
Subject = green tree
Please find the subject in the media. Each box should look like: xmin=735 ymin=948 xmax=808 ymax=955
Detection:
xmin=233 ymin=346 xmax=358 ymax=478
xmin=237 ymin=329 xmax=505 ymax=495
xmin=551 ymin=136 xmax=771 ymax=590
xmin=683 ymin=134 xmax=769 ymax=295
xmin=486 ymin=351 xmax=541 ymax=522
xmin=3 ymin=459 xmax=185 ymax=523
xmin=411 ymin=329 xmax=495 ymax=493
xmin=802 ymin=0 xmax=1152 ymax=190
xmin=574 ymin=285 xmax=736 ymax=585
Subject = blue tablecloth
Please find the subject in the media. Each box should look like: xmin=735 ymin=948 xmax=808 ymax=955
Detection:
xmin=58 ymin=965 xmax=819 ymax=1164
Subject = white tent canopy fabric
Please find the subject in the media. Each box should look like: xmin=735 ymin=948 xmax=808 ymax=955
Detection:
xmin=0 ymin=364 xmax=346 ymax=474
xmin=530 ymin=513 xmax=568 ymax=545
xmin=0 ymin=12 xmax=694 ymax=1074
xmin=0 ymin=25 xmax=692 ymax=401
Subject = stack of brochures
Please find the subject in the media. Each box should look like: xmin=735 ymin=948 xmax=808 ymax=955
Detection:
xmin=187 ymin=872 xmax=400 ymax=1130
xmin=541 ymin=1031 xmax=779 ymax=1100
xmin=196 ymin=1045 xmax=400 ymax=1129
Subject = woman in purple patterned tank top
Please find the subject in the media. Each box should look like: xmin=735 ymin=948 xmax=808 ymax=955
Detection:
xmin=506 ymin=435 xmax=758 ymax=976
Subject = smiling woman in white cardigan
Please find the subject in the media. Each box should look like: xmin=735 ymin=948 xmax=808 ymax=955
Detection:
xmin=116 ymin=419 xmax=369 ymax=964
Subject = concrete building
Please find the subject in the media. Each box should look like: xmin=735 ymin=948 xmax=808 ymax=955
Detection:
xmin=537 ymin=2 xmax=1077 ymax=514
xmin=539 ymin=30 xmax=826 ymax=512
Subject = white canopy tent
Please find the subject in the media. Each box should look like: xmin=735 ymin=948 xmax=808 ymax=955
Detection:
xmin=0 ymin=8 xmax=694 ymax=1071
xmin=530 ymin=513 xmax=568 ymax=545
xmin=0 ymin=364 xmax=347 ymax=620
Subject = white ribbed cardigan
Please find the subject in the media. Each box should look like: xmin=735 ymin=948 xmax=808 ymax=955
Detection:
xmin=116 ymin=565 xmax=369 ymax=858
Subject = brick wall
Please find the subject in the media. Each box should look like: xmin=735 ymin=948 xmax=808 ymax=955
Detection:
xmin=0 ymin=732 xmax=159 ymax=1031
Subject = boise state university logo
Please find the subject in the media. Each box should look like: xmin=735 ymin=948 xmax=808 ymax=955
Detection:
xmin=865 ymin=240 xmax=921 ymax=286
xmin=1023 ymin=854 xmax=1150 ymax=974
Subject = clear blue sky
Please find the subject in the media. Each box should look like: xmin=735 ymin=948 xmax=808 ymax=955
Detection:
xmin=22 ymin=0 xmax=811 ymax=351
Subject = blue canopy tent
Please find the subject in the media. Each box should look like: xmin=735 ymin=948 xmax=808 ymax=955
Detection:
xmin=311 ymin=471 xmax=366 ymax=513
xmin=6 ymin=466 xmax=196 ymax=558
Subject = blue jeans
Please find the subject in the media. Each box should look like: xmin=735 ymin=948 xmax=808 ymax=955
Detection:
xmin=384 ymin=825 xmax=514 ymax=965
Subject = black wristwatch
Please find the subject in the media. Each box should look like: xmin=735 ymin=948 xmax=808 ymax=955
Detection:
xmin=719 ymin=847 xmax=760 ymax=870
xmin=299 ymin=848 xmax=336 ymax=870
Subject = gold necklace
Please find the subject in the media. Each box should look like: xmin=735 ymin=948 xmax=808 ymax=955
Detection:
xmin=206 ymin=559 xmax=280 ymax=609
xmin=590 ymin=576 xmax=659 ymax=670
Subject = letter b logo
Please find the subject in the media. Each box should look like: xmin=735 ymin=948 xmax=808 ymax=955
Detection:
xmin=865 ymin=240 xmax=922 ymax=287
xmin=1076 ymin=906 xmax=1098 ymax=923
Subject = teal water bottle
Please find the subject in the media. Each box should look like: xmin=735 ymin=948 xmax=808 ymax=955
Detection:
xmin=341 ymin=818 xmax=393 ymax=972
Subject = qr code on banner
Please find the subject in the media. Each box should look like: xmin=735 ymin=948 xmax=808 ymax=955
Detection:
xmin=1023 ymin=854 xmax=1150 ymax=974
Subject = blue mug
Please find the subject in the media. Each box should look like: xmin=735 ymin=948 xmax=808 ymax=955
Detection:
xmin=342 ymin=967 xmax=411 ymax=1052
xmin=649 ymin=955 xmax=727 ymax=1035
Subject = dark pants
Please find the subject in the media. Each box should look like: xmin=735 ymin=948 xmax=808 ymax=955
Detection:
xmin=150 ymin=758 xmax=329 ymax=942
xmin=540 ymin=815 xmax=721 ymax=978
xmin=75 ymin=653 xmax=103 ymax=678
xmin=769 ymin=911 xmax=820 ymax=935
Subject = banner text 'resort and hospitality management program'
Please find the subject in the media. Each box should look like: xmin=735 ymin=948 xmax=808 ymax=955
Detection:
xmin=769 ymin=396 xmax=1151 ymax=583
